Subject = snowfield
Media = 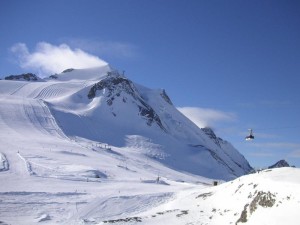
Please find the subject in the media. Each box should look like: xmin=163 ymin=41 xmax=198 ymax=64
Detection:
xmin=134 ymin=167 xmax=300 ymax=225
xmin=0 ymin=65 xmax=299 ymax=224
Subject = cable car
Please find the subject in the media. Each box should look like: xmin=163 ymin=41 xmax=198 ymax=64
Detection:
xmin=245 ymin=129 xmax=254 ymax=141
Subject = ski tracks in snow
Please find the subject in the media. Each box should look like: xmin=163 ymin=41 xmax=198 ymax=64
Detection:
xmin=32 ymin=82 xmax=87 ymax=100
xmin=22 ymin=99 xmax=67 ymax=139
xmin=2 ymin=151 xmax=35 ymax=177
xmin=8 ymin=81 xmax=83 ymax=99
xmin=66 ymin=192 xmax=174 ymax=224
xmin=17 ymin=153 xmax=35 ymax=176
xmin=0 ymin=191 xmax=88 ymax=225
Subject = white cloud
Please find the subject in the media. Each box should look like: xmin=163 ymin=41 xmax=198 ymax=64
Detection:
xmin=10 ymin=42 xmax=107 ymax=76
xmin=177 ymin=107 xmax=236 ymax=128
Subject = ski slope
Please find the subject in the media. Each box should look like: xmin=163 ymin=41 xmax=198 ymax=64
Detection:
xmin=1 ymin=65 xmax=297 ymax=224
xmin=0 ymin=66 xmax=212 ymax=224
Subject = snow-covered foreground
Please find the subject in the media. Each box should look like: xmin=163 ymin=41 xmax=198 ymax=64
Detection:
xmin=0 ymin=66 xmax=299 ymax=224
xmin=136 ymin=167 xmax=300 ymax=225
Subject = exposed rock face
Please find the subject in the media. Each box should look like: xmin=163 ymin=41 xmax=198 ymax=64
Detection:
xmin=268 ymin=160 xmax=290 ymax=169
xmin=236 ymin=191 xmax=276 ymax=224
xmin=236 ymin=204 xmax=249 ymax=224
xmin=88 ymin=72 xmax=136 ymax=99
xmin=250 ymin=191 xmax=276 ymax=213
xmin=5 ymin=73 xmax=41 ymax=81
xmin=160 ymin=89 xmax=173 ymax=105
xmin=88 ymin=71 xmax=166 ymax=131
xmin=201 ymin=127 xmax=223 ymax=147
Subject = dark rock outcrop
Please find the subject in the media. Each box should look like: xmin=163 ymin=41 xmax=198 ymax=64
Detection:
xmin=5 ymin=73 xmax=41 ymax=81
xmin=268 ymin=160 xmax=290 ymax=169
xmin=201 ymin=127 xmax=223 ymax=147
xmin=62 ymin=68 xmax=75 ymax=73
xmin=88 ymin=71 xmax=166 ymax=131
xmin=160 ymin=89 xmax=173 ymax=105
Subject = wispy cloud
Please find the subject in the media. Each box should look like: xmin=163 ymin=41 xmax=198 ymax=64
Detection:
xmin=10 ymin=42 xmax=107 ymax=76
xmin=65 ymin=38 xmax=138 ymax=59
xmin=177 ymin=107 xmax=237 ymax=128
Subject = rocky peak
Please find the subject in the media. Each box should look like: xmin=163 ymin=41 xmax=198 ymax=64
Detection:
xmin=88 ymin=71 xmax=166 ymax=131
xmin=268 ymin=160 xmax=290 ymax=169
xmin=88 ymin=71 xmax=136 ymax=100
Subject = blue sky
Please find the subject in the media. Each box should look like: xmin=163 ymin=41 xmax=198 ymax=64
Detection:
xmin=1 ymin=0 xmax=300 ymax=168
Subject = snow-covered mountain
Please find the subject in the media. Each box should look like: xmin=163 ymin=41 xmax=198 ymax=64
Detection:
xmin=1 ymin=65 xmax=251 ymax=180
xmin=0 ymin=65 xmax=299 ymax=225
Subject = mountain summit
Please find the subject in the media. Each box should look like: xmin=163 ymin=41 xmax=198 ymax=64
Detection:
xmin=268 ymin=159 xmax=290 ymax=169
xmin=0 ymin=65 xmax=251 ymax=180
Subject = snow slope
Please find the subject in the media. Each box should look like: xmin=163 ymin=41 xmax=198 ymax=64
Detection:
xmin=1 ymin=65 xmax=252 ymax=180
xmin=0 ymin=65 xmax=256 ymax=224
xmin=48 ymin=67 xmax=251 ymax=180
xmin=134 ymin=167 xmax=300 ymax=225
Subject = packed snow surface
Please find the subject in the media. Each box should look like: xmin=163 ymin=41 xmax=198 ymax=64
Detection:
xmin=1 ymin=65 xmax=297 ymax=224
